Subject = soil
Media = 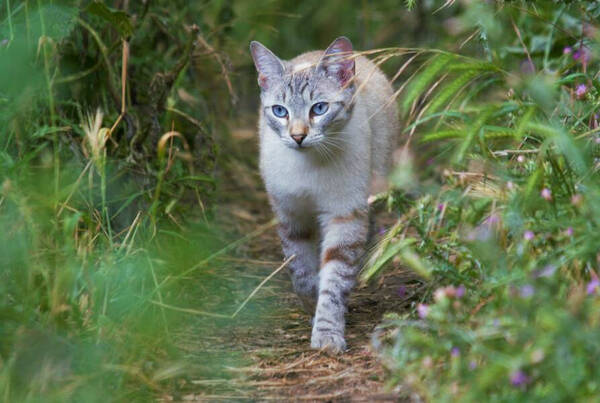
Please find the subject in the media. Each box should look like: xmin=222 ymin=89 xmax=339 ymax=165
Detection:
xmin=167 ymin=128 xmax=420 ymax=402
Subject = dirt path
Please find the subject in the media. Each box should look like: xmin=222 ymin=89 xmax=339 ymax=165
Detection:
xmin=170 ymin=129 xmax=417 ymax=401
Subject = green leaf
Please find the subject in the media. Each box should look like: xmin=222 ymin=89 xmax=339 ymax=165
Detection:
xmin=453 ymin=108 xmax=493 ymax=164
xmin=421 ymin=129 xmax=464 ymax=142
xmin=426 ymin=70 xmax=480 ymax=116
xmin=402 ymin=54 xmax=452 ymax=113
xmin=86 ymin=2 xmax=133 ymax=38
xmin=361 ymin=238 xmax=415 ymax=282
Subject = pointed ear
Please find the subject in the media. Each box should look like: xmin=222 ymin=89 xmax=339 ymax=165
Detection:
xmin=250 ymin=41 xmax=284 ymax=89
xmin=318 ymin=36 xmax=355 ymax=86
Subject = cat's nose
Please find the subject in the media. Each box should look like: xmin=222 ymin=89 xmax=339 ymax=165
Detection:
xmin=291 ymin=134 xmax=306 ymax=145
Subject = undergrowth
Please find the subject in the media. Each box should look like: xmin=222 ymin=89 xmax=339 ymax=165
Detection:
xmin=3 ymin=0 xmax=600 ymax=401
xmin=0 ymin=1 xmax=235 ymax=401
xmin=365 ymin=1 xmax=600 ymax=401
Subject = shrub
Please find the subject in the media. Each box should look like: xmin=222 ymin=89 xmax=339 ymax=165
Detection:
xmin=365 ymin=1 xmax=600 ymax=401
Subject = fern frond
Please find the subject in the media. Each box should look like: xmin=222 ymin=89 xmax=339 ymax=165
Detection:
xmin=425 ymin=70 xmax=481 ymax=116
xmin=402 ymin=54 xmax=452 ymax=113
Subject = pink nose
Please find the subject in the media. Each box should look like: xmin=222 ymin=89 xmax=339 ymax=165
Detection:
xmin=291 ymin=134 xmax=306 ymax=145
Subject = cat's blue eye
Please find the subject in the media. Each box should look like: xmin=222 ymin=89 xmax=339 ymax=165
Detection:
xmin=272 ymin=105 xmax=288 ymax=118
xmin=311 ymin=102 xmax=329 ymax=116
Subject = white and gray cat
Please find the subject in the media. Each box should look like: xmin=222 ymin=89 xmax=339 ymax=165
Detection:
xmin=250 ymin=37 xmax=398 ymax=352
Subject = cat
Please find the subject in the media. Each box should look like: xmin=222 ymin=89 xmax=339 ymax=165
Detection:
xmin=250 ymin=37 xmax=398 ymax=352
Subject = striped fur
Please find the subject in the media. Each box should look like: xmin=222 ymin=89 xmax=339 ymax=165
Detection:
xmin=251 ymin=37 xmax=399 ymax=353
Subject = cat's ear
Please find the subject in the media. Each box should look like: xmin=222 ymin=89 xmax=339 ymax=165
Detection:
xmin=250 ymin=41 xmax=284 ymax=89
xmin=318 ymin=37 xmax=355 ymax=86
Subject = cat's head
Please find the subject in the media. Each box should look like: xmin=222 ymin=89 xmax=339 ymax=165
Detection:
xmin=250 ymin=37 xmax=356 ymax=149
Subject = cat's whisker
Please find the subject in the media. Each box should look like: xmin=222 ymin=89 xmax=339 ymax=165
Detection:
xmin=322 ymin=140 xmax=345 ymax=153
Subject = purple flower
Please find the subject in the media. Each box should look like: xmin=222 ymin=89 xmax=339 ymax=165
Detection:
xmin=576 ymin=84 xmax=588 ymax=99
xmin=437 ymin=203 xmax=446 ymax=211
xmin=520 ymin=59 xmax=535 ymax=75
xmin=587 ymin=279 xmax=599 ymax=295
xmin=451 ymin=347 xmax=460 ymax=357
xmin=485 ymin=213 xmax=500 ymax=227
xmin=519 ymin=284 xmax=535 ymax=298
xmin=510 ymin=370 xmax=530 ymax=387
xmin=493 ymin=319 xmax=500 ymax=327
xmin=456 ymin=285 xmax=465 ymax=298
xmin=533 ymin=264 xmax=556 ymax=278
xmin=573 ymin=47 xmax=591 ymax=63
xmin=469 ymin=360 xmax=477 ymax=370
xmin=563 ymin=46 xmax=572 ymax=55
xmin=397 ymin=285 xmax=407 ymax=298
xmin=417 ymin=303 xmax=429 ymax=319
xmin=524 ymin=230 xmax=535 ymax=241
xmin=565 ymin=227 xmax=574 ymax=237
xmin=541 ymin=188 xmax=552 ymax=201
xmin=0 ymin=39 xmax=8 ymax=47
xmin=378 ymin=226 xmax=387 ymax=236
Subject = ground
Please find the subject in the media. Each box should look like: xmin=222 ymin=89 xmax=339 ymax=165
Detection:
xmin=166 ymin=128 xmax=419 ymax=401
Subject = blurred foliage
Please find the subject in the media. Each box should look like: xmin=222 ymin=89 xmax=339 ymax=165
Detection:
xmin=1 ymin=0 xmax=442 ymax=399
xmin=364 ymin=0 xmax=600 ymax=401
xmin=2 ymin=0 xmax=600 ymax=401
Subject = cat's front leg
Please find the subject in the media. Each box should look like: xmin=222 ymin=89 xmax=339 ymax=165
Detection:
xmin=277 ymin=217 xmax=320 ymax=314
xmin=311 ymin=207 xmax=368 ymax=353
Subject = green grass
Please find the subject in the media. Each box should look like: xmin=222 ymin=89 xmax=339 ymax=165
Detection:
xmin=364 ymin=1 xmax=600 ymax=401
xmin=2 ymin=0 xmax=600 ymax=401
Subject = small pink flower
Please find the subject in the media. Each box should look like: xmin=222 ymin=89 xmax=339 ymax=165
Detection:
xmin=587 ymin=279 xmax=599 ymax=295
xmin=507 ymin=181 xmax=515 ymax=190
xmin=573 ymin=48 xmax=590 ymax=63
xmin=486 ymin=214 xmax=500 ymax=226
xmin=565 ymin=227 xmax=574 ymax=237
xmin=451 ymin=347 xmax=460 ymax=357
xmin=434 ymin=288 xmax=446 ymax=302
xmin=417 ymin=303 xmax=429 ymax=319
xmin=576 ymin=84 xmax=587 ymax=99
xmin=456 ymin=285 xmax=465 ymax=298
xmin=563 ymin=46 xmax=572 ymax=55
xmin=571 ymin=194 xmax=583 ymax=206
xmin=510 ymin=370 xmax=530 ymax=387
xmin=524 ymin=230 xmax=535 ymax=241
xmin=541 ymin=188 xmax=552 ymax=201
xmin=519 ymin=284 xmax=535 ymax=298
xmin=517 ymin=155 xmax=525 ymax=163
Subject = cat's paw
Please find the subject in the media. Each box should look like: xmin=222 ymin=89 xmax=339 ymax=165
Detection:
xmin=310 ymin=329 xmax=346 ymax=353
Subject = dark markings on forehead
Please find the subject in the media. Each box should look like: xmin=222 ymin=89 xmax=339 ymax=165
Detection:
xmin=284 ymin=70 xmax=314 ymax=100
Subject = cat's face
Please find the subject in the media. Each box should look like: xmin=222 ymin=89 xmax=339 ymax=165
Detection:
xmin=250 ymin=37 xmax=356 ymax=150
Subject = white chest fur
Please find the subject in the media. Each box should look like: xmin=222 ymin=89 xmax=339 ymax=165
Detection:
xmin=259 ymin=102 xmax=372 ymax=216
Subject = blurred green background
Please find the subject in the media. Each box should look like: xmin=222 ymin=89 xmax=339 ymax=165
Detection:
xmin=1 ymin=0 xmax=600 ymax=401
